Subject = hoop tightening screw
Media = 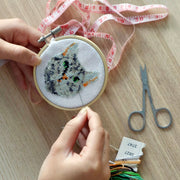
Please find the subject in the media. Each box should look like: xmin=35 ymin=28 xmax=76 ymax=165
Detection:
xmin=38 ymin=26 xmax=61 ymax=43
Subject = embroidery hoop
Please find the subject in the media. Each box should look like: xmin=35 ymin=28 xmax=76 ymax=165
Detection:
xmin=34 ymin=35 xmax=108 ymax=110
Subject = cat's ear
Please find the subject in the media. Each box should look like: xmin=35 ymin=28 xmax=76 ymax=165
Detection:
xmin=83 ymin=71 xmax=98 ymax=87
xmin=62 ymin=43 xmax=79 ymax=57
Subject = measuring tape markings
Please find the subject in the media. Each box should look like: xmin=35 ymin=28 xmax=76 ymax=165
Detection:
xmin=38 ymin=0 xmax=168 ymax=71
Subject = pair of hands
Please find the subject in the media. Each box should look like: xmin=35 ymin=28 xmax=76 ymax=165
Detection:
xmin=0 ymin=19 xmax=110 ymax=180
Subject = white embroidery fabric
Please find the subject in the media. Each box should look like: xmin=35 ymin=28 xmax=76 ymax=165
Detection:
xmin=35 ymin=37 xmax=106 ymax=109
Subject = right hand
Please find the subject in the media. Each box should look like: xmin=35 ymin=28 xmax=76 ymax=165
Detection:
xmin=38 ymin=107 xmax=110 ymax=180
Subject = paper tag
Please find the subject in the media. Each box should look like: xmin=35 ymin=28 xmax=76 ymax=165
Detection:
xmin=115 ymin=137 xmax=146 ymax=161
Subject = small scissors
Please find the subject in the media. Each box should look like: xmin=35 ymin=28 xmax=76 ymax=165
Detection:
xmin=128 ymin=65 xmax=172 ymax=132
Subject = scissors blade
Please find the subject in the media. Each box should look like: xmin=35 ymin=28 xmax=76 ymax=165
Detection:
xmin=140 ymin=66 xmax=144 ymax=82
xmin=140 ymin=65 xmax=148 ymax=87
xmin=143 ymin=65 xmax=148 ymax=84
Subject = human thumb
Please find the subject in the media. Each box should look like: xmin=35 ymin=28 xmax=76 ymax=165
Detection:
xmin=52 ymin=108 xmax=88 ymax=153
xmin=0 ymin=38 xmax=41 ymax=66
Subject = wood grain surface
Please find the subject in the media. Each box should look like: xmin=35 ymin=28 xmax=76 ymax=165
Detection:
xmin=0 ymin=0 xmax=179 ymax=179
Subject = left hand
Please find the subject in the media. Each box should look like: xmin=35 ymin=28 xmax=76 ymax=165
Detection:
xmin=0 ymin=18 xmax=44 ymax=97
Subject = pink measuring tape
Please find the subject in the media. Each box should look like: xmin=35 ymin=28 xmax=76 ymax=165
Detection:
xmin=38 ymin=0 xmax=168 ymax=71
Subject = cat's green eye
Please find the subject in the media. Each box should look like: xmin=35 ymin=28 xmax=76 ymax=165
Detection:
xmin=63 ymin=61 xmax=69 ymax=68
xmin=73 ymin=76 xmax=80 ymax=82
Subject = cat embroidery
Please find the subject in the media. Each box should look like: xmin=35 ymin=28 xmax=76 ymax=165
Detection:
xmin=44 ymin=43 xmax=98 ymax=97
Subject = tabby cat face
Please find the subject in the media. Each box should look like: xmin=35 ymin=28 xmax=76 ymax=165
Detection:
xmin=44 ymin=43 xmax=98 ymax=97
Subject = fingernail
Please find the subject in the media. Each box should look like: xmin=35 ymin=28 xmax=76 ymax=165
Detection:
xmin=77 ymin=107 xmax=87 ymax=117
xmin=31 ymin=55 xmax=41 ymax=66
xmin=71 ymin=115 xmax=76 ymax=119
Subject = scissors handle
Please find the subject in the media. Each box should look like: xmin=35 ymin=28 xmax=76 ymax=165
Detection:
xmin=154 ymin=108 xmax=172 ymax=129
xmin=128 ymin=111 xmax=146 ymax=132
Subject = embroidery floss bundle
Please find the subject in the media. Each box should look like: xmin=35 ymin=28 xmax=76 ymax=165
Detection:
xmin=109 ymin=161 xmax=143 ymax=180
xmin=110 ymin=170 xmax=143 ymax=180
xmin=109 ymin=137 xmax=146 ymax=180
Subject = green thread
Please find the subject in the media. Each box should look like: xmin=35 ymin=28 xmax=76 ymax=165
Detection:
xmin=110 ymin=170 xmax=143 ymax=180
xmin=73 ymin=76 xmax=80 ymax=82
xmin=63 ymin=61 xmax=68 ymax=68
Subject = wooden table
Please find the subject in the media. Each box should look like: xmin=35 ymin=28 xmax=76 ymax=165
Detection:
xmin=0 ymin=0 xmax=179 ymax=179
